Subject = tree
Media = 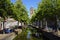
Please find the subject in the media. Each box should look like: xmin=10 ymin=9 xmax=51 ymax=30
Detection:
xmin=31 ymin=0 xmax=60 ymax=32
xmin=0 ymin=0 xmax=13 ymax=19
xmin=12 ymin=0 xmax=29 ymax=26
xmin=0 ymin=0 xmax=14 ymax=33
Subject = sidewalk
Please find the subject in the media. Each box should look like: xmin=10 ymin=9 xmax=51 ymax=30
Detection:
xmin=57 ymin=30 xmax=60 ymax=37
xmin=0 ymin=33 xmax=16 ymax=40
xmin=0 ymin=29 xmax=22 ymax=40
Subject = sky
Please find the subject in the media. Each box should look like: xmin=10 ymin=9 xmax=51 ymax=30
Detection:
xmin=11 ymin=0 xmax=41 ymax=15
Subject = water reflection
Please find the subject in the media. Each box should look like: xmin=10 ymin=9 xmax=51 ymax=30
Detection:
xmin=13 ymin=27 xmax=43 ymax=40
xmin=26 ymin=27 xmax=43 ymax=40
xmin=35 ymin=32 xmax=40 ymax=37
xmin=27 ymin=30 xmax=31 ymax=39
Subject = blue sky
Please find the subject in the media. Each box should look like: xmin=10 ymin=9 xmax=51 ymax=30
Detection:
xmin=11 ymin=0 xmax=41 ymax=15
xmin=22 ymin=0 xmax=41 ymax=11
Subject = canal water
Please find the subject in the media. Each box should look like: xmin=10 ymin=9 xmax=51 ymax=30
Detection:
xmin=13 ymin=27 xmax=43 ymax=40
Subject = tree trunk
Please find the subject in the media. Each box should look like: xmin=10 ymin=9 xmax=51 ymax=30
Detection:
xmin=2 ymin=21 xmax=5 ymax=34
xmin=39 ymin=20 xmax=40 ymax=28
xmin=55 ymin=16 xmax=58 ymax=32
xmin=18 ymin=21 xmax=19 ymax=28
xmin=3 ymin=17 xmax=7 ymax=34
xmin=41 ymin=20 xmax=43 ymax=28
xmin=21 ymin=22 xmax=22 ymax=26
xmin=45 ymin=21 xmax=48 ymax=31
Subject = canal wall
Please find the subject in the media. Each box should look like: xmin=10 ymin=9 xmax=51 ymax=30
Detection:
xmin=31 ymin=25 xmax=60 ymax=40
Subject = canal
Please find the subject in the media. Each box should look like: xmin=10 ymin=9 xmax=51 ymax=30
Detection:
xmin=13 ymin=26 xmax=43 ymax=40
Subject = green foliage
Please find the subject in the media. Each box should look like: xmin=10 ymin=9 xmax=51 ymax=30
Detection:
xmin=0 ymin=0 xmax=13 ymax=19
xmin=12 ymin=0 xmax=29 ymax=24
xmin=0 ymin=0 xmax=29 ymax=23
xmin=31 ymin=0 xmax=60 ymax=23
